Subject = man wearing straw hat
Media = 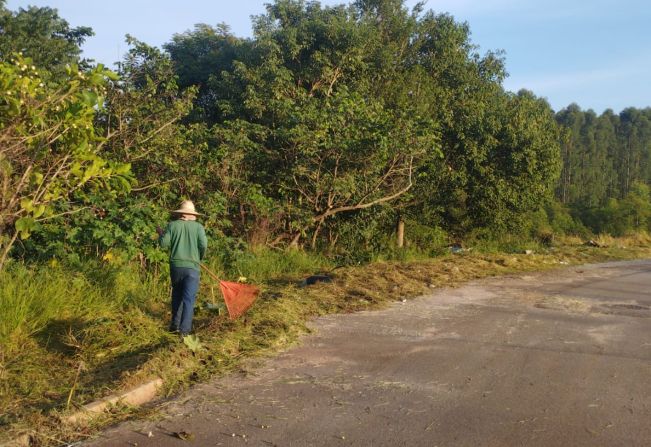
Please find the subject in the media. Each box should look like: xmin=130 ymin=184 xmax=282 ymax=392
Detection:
xmin=158 ymin=200 xmax=208 ymax=337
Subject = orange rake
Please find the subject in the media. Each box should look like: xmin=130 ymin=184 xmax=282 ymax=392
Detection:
xmin=199 ymin=264 xmax=260 ymax=320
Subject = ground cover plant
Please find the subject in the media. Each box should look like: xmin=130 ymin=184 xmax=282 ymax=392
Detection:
xmin=2 ymin=239 xmax=651 ymax=445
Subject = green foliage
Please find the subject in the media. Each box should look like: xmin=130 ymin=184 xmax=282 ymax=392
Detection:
xmin=544 ymin=201 xmax=589 ymax=237
xmin=17 ymin=195 xmax=168 ymax=265
xmin=164 ymin=0 xmax=563 ymax=250
xmin=556 ymin=105 xmax=651 ymax=236
xmin=0 ymin=54 xmax=130 ymax=268
xmin=0 ymin=1 xmax=568 ymax=265
xmin=464 ymin=227 xmax=543 ymax=254
xmin=208 ymin=0 xmax=441 ymax=247
xmin=182 ymin=334 xmax=203 ymax=352
xmin=0 ymin=4 xmax=94 ymax=74
xmin=99 ymin=37 xmax=197 ymax=203
xmin=0 ymin=260 xmax=164 ymax=348
xmin=404 ymin=221 xmax=449 ymax=254
xmin=619 ymin=181 xmax=651 ymax=232
xmin=580 ymin=182 xmax=651 ymax=236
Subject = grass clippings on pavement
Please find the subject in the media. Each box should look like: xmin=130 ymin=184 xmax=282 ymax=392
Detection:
xmin=2 ymin=240 xmax=651 ymax=446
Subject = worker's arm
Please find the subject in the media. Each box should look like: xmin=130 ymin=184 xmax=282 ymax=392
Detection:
xmin=159 ymin=223 xmax=172 ymax=249
xmin=198 ymin=225 xmax=207 ymax=260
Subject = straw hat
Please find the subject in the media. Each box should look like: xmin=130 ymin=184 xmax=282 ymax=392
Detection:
xmin=172 ymin=200 xmax=202 ymax=216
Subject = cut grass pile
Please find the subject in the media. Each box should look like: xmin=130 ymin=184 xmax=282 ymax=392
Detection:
xmin=1 ymin=240 xmax=651 ymax=445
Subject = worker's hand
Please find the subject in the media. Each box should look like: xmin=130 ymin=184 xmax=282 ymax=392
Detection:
xmin=156 ymin=226 xmax=164 ymax=236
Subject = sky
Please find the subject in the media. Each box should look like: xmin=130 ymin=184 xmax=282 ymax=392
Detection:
xmin=6 ymin=0 xmax=651 ymax=113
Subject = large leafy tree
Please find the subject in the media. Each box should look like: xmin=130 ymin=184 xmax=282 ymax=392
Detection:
xmin=472 ymin=90 xmax=560 ymax=231
xmin=0 ymin=2 xmax=93 ymax=72
xmin=396 ymin=10 xmax=560 ymax=236
xmin=23 ymin=38 xmax=209 ymax=264
xmin=166 ymin=0 xmax=441 ymax=247
xmin=163 ymin=0 xmax=562 ymax=248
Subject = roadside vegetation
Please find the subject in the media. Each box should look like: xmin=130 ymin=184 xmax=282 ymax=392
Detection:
xmin=3 ymin=238 xmax=651 ymax=445
xmin=2 ymin=0 xmax=651 ymax=444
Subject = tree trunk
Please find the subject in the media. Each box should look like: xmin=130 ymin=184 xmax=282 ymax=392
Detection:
xmin=311 ymin=218 xmax=324 ymax=249
xmin=396 ymin=216 xmax=405 ymax=248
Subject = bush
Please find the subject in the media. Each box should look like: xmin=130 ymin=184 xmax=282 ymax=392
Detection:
xmin=545 ymin=201 xmax=590 ymax=237
xmin=403 ymin=221 xmax=449 ymax=255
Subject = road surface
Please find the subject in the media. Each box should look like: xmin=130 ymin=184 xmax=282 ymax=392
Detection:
xmin=87 ymin=259 xmax=651 ymax=446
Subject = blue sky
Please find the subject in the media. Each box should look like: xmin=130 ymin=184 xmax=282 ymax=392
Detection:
xmin=6 ymin=0 xmax=651 ymax=113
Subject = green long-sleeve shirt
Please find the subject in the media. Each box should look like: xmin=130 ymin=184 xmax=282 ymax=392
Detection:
xmin=159 ymin=220 xmax=207 ymax=271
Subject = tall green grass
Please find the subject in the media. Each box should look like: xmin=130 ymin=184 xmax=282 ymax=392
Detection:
xmin=0 ymin=261 xmax=171 ymax=434
xmin=0 ymin=247 xmax=331 ymax=434
xmin=0 ymin=263 xmax=168 ymax=350
xmin=240 ymin=247 xmax=330 ymax=280
xmin=206 ymin=247 xmax=332 ymax=283
xmin=0 ymin=264 xmax=104 ymax=346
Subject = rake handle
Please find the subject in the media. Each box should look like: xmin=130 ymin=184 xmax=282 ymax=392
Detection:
xmin=198 ymin=262 xmax=222 ymax=283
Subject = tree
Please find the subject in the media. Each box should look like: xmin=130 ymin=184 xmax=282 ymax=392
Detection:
xmin=162 ymin=0 xmax=563 ymax=248
xmin=554 ymin=105 xmax=651 ymax=234
xmin=98 ymin=37 xmax=196 ymax=201
xmin=164 ymin=24 xmax=247 ymax=124
xmin=0 ymin=3 xmax=93 ymax=73
xmin=620 ymin=181 xmax=651 ymax=233
xmin=22 ymin=38 xmax=213 ymax=264
xmin=0 ymin=55 xmax=130 ymax=269
xmin=165 ymin=0 xmax=442 ymax=248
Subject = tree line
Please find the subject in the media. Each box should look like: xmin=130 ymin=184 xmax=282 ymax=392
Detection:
xmin=0 ymin=0 xmax=647 ymax=271
xmin=555 ymin=105 xmax=651 ymax=235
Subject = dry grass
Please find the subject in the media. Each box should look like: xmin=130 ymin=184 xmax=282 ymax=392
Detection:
xmin=2 ymin=240 xmax=651 ymax=445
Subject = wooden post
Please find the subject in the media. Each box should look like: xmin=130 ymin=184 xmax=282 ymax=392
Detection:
xmin=396 ymin=216 xmax=405 ymax=248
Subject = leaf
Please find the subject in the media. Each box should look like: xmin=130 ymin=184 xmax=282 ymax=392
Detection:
xmin=32 ymin=204 xmax=46 ymax=219
xmin=31 ymin=171 xmax=44 ymax=185
xmin=20 ymin=198 xmax=33 ymax=212
xmin=182 ymin=334 xmax=203 ymax=352
xmin=15 ymin=217 xmax=36 ymax=239
xmin=81 ymin=90 xmax=98 ymax=106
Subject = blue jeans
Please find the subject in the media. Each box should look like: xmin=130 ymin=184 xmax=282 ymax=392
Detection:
xmin=170 ymin=267 xmax=200 ymax=334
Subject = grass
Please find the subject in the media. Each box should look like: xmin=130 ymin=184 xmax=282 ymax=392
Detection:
xmin=1 ymin=238 xmax=651 ymax=445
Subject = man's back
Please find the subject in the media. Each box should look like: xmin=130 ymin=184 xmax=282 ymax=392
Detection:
xmin=160 ymin=219 xmax=207 ymax=270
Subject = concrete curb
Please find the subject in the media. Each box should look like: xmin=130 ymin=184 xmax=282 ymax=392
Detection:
xmin=66 ymin=378 xmax=164 ymax=424
xmin=0 ymin=378 xmax=163 ymax=446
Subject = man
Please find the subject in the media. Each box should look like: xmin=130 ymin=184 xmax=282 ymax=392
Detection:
xmin=158 ymin=200 xmax=208 ymax=337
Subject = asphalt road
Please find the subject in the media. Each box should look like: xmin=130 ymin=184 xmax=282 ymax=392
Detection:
xmin=87 ymin=259 xmax=651 ymax=447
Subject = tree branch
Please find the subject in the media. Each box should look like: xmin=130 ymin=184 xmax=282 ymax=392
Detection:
xmin=313 ymin=156 xmax=414 ymax=222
